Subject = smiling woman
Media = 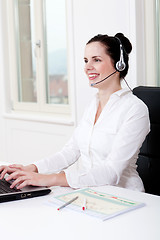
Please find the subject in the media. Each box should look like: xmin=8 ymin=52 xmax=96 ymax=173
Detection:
xmin=84 ymin=33 xmax=132 ymax=93
xmin=84 ymin=42 xmax=118 ymax=89
xmin=0 ymin=33 xmax=150 ymax=193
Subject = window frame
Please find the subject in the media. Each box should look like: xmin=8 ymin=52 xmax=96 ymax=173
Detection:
xmin=7 ymin=0 xmax=75 ymax=118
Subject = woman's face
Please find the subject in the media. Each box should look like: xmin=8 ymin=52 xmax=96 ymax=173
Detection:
xmin=84 ymin=42 xmax=116 ymax=88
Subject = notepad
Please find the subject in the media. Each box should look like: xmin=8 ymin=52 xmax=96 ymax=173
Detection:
xmin=50 ymin=188 xmax=145 ymax=221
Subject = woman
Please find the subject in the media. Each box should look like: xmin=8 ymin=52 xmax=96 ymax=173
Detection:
xmin=0 ymin=33 xmax=150 ymax=192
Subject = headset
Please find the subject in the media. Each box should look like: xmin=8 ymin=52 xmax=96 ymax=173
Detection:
xmin=115 ymin=37 xmax=126 ymax=72
xmin=91 ymin=37 xmax=126 ymax=86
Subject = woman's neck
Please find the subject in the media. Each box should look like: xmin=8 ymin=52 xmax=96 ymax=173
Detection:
xmin=98 ymin=85 xmax=122 ymax=109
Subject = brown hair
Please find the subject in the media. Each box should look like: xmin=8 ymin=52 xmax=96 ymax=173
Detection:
xmin=86 ymin=33 xmax=132 ymax=79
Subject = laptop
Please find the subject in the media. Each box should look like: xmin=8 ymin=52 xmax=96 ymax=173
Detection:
xmin=0 ymin=178 xmax=51 ymax=203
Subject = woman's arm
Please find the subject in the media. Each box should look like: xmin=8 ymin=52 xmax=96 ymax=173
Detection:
xmin=5 ymin=170 xmax=69 ymax=189
xmin=0 ymin=164 xmax=38 ymax=179
xmin=64 ymin=103 xmax=150 ymax=188
xmin=0 ymin=130 xmax=80 ymax=188
xmin=33 ymin=131 xmax=81 ymax=175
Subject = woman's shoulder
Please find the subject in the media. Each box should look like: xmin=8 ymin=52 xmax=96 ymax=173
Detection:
xmin=123 ymin=90 xmax=149 ymax=116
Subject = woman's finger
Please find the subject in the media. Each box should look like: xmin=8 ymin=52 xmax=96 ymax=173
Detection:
xmin=0 ymin=166 xmax=14 ymax=179
xmin=9 ymin=164 xmax=24 ymax=170
xmin=0 ymin=165 xmax=6 ymax=173
xmin=16 ymin=180 xmax=32 ymax=189
xmin=0 ymin=168 xmax=10 ymax=179
xmin=6 ymin=170 xmax=25 ymax=181
xmin=0 ymin=169 xmax=6 ymax=179
xmin=10 ymin=175 xmax=28 ymax=189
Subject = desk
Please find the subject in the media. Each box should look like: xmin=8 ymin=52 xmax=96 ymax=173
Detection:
xmin=0 ymin=185 xmax=159 ymax=240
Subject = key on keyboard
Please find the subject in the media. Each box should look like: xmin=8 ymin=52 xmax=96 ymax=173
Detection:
xmin=0 ymin=179 xmax=21 ymax=194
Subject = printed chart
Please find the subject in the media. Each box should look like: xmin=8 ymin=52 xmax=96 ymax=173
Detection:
xmin=52 ymin=188 xmax=145 ymax=221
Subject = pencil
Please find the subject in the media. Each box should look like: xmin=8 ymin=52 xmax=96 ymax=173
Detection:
xmin=57 ymin=196 xmax=78 ymax=211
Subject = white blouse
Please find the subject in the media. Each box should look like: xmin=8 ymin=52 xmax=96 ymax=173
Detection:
xmin=35 ymin=88 xmax=150 ymax=191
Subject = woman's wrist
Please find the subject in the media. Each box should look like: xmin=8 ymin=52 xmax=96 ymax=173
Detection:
xmin=49 ymin=171 xmax=69 ymax=187
xmin=57 ymin=171 xmax=69 ymax=187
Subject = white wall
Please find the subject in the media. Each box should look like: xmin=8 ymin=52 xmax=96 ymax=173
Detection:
xmin=73 ymin=0 xmax=138 ymax=121
xmin=0 ymin=0 xmax=9 ymax=163
xmin=144 ymin=0 xmax=157 ymax=86
xmin=0 ymin=0 xmax=151 ymax=165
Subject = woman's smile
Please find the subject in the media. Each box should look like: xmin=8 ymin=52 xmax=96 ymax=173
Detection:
xmin=88 ymin=73 xmax=100 ymax=80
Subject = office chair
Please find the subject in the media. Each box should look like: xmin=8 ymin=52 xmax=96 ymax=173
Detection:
xmin=133 ymin=86 xmax=160 ymax=196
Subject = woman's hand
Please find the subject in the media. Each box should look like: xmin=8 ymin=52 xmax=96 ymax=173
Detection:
xmin=5 ymin=170 xmax=69 ymax=189
xmin=0 ymin=164 xmax=38 ymax=180
xmin=5 ymin=171 xmax=55 ymax=189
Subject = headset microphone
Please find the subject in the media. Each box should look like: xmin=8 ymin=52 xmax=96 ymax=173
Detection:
xmin=91 ymin=70 xmax=117 ymax=86
xmin=91 ymin=37 xmax=127 ymax=87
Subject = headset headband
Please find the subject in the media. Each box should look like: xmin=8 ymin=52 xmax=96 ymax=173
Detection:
xmin=114 ymin=37 xmax=126 ymax=72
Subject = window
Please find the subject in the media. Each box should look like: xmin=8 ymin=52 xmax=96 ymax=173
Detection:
xmin=44 ymin=0 xmax=68 ymax=105
xmin=8 ymin=0 xmax=72 ymax=116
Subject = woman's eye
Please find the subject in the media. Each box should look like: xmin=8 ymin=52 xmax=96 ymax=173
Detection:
xmin=84 ymin=59 xmax=88 ymax=63
xmin=95 ymin=58 xmax=101 ymax=62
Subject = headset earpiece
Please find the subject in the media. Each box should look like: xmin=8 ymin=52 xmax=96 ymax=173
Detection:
xmin=116 ymin=60 xmax=126 ymax=72
xmin=115 ymin=38 xmax=126 ymax=72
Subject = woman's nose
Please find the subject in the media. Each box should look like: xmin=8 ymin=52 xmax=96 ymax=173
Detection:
xmin=85 ymin=61 xmax=94 ymax=71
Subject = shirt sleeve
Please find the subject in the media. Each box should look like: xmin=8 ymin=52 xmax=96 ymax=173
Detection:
xmin=34 ymin=129 xmax=81 ymax=174
xmin=64 ymin=102 xmax=150 ymax=188
xmin=34 ymin=102 xmax=91 ymax=175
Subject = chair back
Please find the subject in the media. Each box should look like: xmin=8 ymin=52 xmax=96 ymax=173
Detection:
xmin=133 ymin=86 xmax=160 ymax=195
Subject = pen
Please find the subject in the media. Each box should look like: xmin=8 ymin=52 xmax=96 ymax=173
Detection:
xmin=82 ymin=198 xmax=87 ymax=211
xmin=57 ymin=196 xmax=78 ymax=211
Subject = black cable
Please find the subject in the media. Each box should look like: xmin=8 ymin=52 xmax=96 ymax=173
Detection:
xmin=122 ymin=77 xmax=133 ymax=92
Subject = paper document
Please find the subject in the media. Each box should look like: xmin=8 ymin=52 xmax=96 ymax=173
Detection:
xmin=49 ymin=188 xmax=145 ymax=221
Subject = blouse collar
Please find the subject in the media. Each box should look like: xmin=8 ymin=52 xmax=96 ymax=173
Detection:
xmin=96 ymin=88 xmax=131 ymax=100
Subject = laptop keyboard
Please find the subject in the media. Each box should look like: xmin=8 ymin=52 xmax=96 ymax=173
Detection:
xmin=0 ymin=179 xmax=21 ymax=194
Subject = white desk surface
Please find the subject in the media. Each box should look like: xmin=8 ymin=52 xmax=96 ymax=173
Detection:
xmin=0 ymin=184 xmax=159 ymax=240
